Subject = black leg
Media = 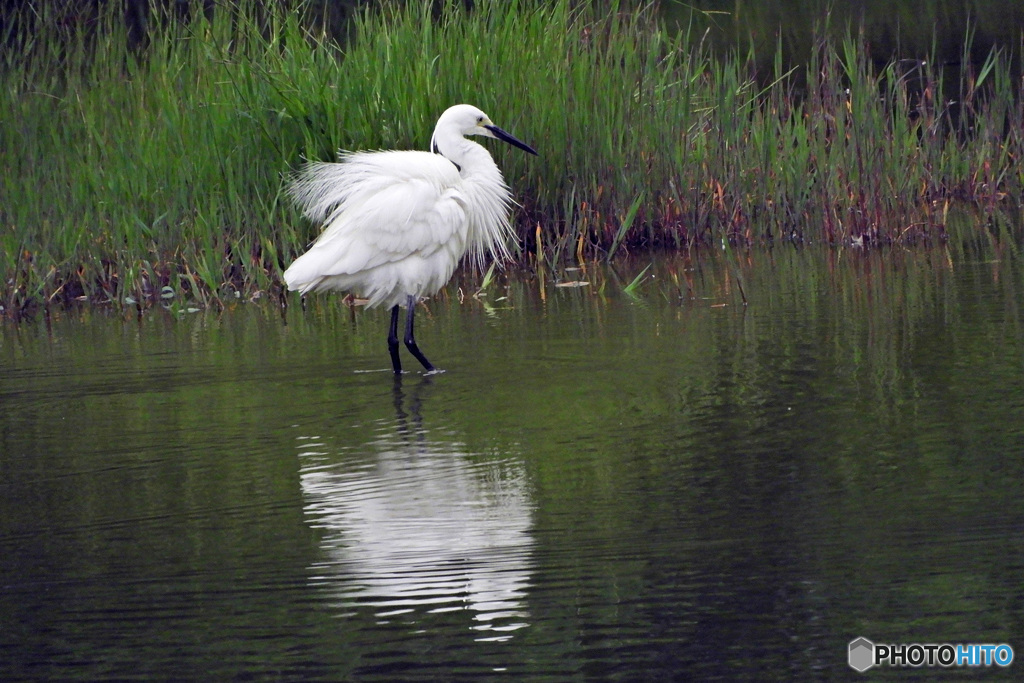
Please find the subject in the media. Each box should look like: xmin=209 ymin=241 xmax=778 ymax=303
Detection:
xmin=388 ymin=304 xmax=402 ymax=374
xmin=403 ymin=295 xmax=436 ymax=372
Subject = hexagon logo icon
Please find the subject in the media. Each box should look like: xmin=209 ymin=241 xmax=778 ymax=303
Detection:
xmin=849 ymin=637 xmax=875 ymax=672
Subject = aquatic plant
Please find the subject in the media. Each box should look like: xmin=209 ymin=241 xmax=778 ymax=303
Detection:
xmin=1 ymin=0 xmax=1021 ymax=317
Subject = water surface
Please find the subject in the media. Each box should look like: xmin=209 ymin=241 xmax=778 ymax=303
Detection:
xmin=2 ymin=245 xmax=1023 ymax=680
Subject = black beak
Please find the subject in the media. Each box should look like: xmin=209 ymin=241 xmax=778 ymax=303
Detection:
xmin=486 ymin=124 xmax=539 ymax=156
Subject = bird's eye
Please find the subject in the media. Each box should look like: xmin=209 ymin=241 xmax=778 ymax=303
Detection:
xmin=477 ymin=116 xmax=484 ymax=124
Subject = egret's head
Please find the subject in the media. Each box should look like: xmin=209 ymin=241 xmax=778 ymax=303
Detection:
xmin=431 ymin=104 xmax=538 ymax=158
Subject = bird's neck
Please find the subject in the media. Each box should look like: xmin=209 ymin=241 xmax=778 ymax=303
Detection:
xmin=432 ymin=135 xmax=496 ymax=178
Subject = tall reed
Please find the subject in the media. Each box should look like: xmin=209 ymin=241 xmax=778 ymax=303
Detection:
xmin=1 ymin=0 xmax=1021 ymax=317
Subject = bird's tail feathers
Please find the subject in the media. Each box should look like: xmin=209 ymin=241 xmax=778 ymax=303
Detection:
xmin=287 ymin=161 xmax=357 ymax=224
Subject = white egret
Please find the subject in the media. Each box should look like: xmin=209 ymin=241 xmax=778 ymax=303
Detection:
xmin=284 ymin=104 xmax=537 ymax=374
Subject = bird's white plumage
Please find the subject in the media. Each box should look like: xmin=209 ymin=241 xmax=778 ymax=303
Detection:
xmin=283 ymin=105 xmax=522 ymax=310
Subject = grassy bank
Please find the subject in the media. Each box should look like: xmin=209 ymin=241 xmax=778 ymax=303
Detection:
xmin=2 ymin=0 xmax=1022 ymax=317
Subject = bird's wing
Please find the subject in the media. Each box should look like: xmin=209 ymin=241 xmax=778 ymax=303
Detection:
xmin=288 ymin=151 xmax=469 ymax=277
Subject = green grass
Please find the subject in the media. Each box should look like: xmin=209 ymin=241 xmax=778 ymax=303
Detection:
xmin=1 ymin=0 xmax=1022 ymax=317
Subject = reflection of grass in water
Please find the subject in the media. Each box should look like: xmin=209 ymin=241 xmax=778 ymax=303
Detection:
xmin=482 ymin=246 xmax=1024 ymax=581
xmin=664 ymin=0 xmax=1024 ymax=84
xmin=1 ymin=0 xmax=1022 ymax=316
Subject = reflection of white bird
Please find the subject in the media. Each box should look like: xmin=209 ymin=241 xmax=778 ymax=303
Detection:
xmin=284 ymin=104 xmax=537 ymax=374
xmin=299 ymin=432 xmax=535 ymax=640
